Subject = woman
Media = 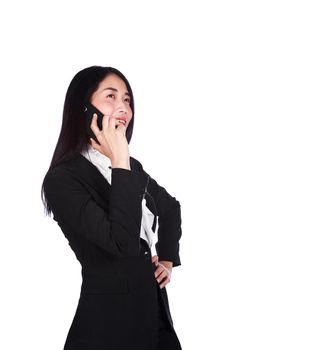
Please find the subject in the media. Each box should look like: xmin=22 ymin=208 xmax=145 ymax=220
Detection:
xmin=41 ymin=66 xmax=183 ymax=350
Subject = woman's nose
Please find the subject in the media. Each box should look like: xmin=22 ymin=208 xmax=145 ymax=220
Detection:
xmin=115 ymin=100 xmax=128 ymax=115
xmin=115 ymin=108 xmax=127 ymax=116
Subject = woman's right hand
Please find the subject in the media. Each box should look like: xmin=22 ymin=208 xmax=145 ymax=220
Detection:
xmin=89 ymin=113 xmax=130 ymax=170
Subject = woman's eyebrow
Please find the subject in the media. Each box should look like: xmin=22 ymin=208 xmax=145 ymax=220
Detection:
xmin=102 ymin=87 xmax=130 ymax=96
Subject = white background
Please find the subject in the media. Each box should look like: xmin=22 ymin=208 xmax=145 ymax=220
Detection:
xmin=0 ymin=1 xmax=324 ymax=349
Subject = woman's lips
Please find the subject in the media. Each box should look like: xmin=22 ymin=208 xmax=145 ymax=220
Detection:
xmin=115 ymin=117 xmax=127 ymax=126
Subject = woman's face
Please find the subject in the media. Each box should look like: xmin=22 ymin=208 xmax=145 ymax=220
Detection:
xmin=90 ymin=73 xmax=133 ymax=128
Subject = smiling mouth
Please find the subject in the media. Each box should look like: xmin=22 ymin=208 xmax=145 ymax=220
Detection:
xmin=115 ymin=117 xmax=127 ymax=128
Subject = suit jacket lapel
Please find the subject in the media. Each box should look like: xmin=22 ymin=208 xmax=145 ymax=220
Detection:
xmin=61 ymin=153 xmax=111 ymax=212
xmin=61 ymin=153 xmax=153 ymax=216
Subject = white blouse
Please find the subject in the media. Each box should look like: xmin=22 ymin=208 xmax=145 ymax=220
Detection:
xmin=80 ymin=145 xmax=156 ymax=248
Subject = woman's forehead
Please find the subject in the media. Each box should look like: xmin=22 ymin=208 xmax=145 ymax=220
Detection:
xmin=99 ymin=74 xmax=128 ymax=91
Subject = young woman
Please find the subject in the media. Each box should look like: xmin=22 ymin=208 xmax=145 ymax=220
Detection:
xmin=41 ymin=66 xmax=183 ymax=350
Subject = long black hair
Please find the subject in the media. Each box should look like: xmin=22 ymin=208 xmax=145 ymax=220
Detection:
xmin=41 ymin=65 xmax=135 ymax=216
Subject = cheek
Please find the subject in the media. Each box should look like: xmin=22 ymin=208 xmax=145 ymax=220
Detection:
xmin=127 ymin=106 xmax=133 ymax=117
xmin=100 ymin=103 xmax=114 ymax=115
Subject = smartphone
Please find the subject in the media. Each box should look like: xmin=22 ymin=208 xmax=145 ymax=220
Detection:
xmin=84 ymin=102 xmax=104 ymax=144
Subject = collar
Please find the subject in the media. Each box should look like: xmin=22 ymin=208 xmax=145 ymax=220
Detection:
xmin=81 ymin=144 xmax=112 ymax=171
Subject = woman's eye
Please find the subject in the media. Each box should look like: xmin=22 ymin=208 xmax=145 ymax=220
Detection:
xmin=106 ymin=94 xmax=130 ymax=103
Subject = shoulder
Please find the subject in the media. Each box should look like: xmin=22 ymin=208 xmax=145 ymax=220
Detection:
xmin=130 ymin=156 xmax=144 ymax=172
xmin=43 ymin=152 xmax=89 ymax=182
xmin=43 ymin=159 xmax=82 ymax=194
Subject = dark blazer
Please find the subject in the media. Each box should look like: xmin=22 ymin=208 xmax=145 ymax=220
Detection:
xmin=42 ymin=152 xmax=182 ymax=350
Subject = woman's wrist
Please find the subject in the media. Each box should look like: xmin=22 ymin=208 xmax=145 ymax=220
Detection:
xmin=111 ymin=160 xmax=130 ymax=170
xmin=159 ymin=260 xmax=173 ymax=270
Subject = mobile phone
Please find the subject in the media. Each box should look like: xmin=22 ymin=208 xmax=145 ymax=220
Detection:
xmin=84 ymin=102 xmax=104 ymax=144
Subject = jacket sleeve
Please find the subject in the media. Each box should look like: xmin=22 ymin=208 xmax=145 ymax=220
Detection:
xmin=43 ymin=165 xmax=150 ymax=257
xmin=133 ymin=158 xmax=182 ymax=267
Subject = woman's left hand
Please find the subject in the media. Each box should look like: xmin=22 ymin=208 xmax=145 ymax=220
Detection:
xmin=152 ymin=255 xmax=173 ymax=289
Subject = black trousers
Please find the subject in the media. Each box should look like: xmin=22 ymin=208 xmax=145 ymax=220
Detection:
xmin=138 ymin=238 xmax=182 ymax=349
xmin=155 ymin=278 xmax=182 ymax=350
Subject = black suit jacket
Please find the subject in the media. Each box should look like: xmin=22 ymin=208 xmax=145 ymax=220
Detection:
xmin=42 ymin=153 xmax=182 ymax=350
